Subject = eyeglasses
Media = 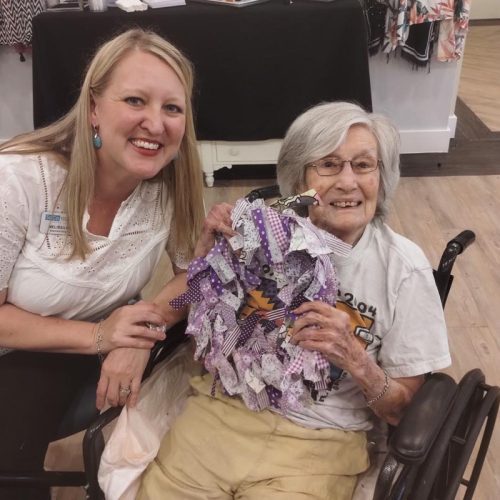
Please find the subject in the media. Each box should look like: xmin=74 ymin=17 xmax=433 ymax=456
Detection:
xmin=307 ymin=156 xmax=382 ymax=176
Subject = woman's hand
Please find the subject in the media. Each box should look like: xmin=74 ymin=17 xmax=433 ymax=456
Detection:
xmin=290 ymin=301 xmax=365 ymax=372
xmin=96 ymin=347 xmax=151 ymax=409
xmin=99 ymin=301 xmax=167 ymax=352
xmin=194 ymin=203 xmax=236 ymax=258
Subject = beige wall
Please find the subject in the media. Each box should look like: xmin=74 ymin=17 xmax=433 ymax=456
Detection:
xmin=470 ymin=0 xmax=499 ymax=19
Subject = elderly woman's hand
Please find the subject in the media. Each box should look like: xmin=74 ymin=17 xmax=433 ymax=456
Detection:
xmin=194 ymin=203 xmax=236 ymax=258
xmin=291 ymin=301 xmax=426 ymax=426
xmin=99 ymin=301 xmax=167 ymax=352
xmin=290 ymin=301 xmax=366 ymax=371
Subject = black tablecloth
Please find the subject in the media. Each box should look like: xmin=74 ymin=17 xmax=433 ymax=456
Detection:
xmin=32 ymin=0 xmax=371 ymax=141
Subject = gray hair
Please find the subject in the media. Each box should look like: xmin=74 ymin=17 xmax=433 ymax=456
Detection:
xmin=276 ymin=101 xmax=400 ymax=219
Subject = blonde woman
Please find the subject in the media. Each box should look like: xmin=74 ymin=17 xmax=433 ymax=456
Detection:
xmin=0 ymin=29 xmax=204 ymax=500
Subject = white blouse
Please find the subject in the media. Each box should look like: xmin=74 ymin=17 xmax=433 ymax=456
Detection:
xmin=0 ymin=153 xmax=183 ymax=328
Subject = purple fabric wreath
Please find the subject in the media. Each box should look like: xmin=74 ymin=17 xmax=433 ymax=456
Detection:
xmin=170 ymin=192 xmax=351 ymax=413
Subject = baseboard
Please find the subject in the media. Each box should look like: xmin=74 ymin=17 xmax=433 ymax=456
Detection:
xmin=399 ymin=115 xmax=456 ymax=154
xmin=469 ymin=19 xmax=500 ymax=26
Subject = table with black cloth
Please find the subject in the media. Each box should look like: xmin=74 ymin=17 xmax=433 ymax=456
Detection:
xmin=32 ymin=0 xmax=371 ymax=182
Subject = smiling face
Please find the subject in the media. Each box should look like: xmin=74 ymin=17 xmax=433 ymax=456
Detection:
xmin=304 ymin=125 xmax=380 ymax=245
xmin=91 ymin=49 xmax=186 ymax=190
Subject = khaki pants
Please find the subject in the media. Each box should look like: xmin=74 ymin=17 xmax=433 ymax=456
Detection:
xmin=139 ymin=375 xmax=369 ymax=500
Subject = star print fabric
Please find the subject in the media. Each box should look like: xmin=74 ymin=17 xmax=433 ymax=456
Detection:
xmin=170 ymin=193 xmax=351 ymax=413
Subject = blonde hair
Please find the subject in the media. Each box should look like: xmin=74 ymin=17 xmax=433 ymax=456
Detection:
xmin=0 ymin=29 xmax=204 ymax=259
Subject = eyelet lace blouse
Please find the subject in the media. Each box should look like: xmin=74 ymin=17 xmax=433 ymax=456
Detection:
xmin=0 ymin=153 xmax=185 ymax=355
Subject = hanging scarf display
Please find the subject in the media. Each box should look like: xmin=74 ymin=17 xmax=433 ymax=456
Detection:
xmin=0 ymin=0 xmax=45 ymax=47
xmin=170 ymin=191 xmax=352 ymax=414
xmin=365 ymin=0 xmax=471 ymax=65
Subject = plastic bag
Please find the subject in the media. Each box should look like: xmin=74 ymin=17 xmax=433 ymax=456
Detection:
xmin=98 ymin=343 xmax=201 ymax=500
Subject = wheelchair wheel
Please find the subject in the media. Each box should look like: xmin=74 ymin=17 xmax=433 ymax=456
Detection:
xmin=440 ymin=384 xmax=500 ymax=500
xmin=373 ymin=455 xmax=406 ymax=500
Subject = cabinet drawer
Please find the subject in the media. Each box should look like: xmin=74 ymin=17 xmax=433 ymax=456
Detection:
xmin=214 ymin=140 xmax=282 ymax=163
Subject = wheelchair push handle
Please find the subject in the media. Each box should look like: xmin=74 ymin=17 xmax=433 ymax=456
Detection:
xmin=245 ymin=184 xmax=281 ymax=202
xmin=435 ymin=229 xmax=475 ymax=308
xmin=447 ymin=230 xmax=475 ymax=255
xmin=439 ymin=230 xmax=475 ymax=271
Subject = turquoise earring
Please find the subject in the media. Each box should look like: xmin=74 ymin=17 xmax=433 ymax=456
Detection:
xmin=92 ymin=125 xmax=102 ymax=149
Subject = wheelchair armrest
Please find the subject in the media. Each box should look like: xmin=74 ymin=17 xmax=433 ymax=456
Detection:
xmin=388 ymin=372 xmax=457 ymax=464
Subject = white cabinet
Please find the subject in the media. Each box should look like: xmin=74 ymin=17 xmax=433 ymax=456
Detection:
xmin=198 ymin=139 xmax=282 ymax=187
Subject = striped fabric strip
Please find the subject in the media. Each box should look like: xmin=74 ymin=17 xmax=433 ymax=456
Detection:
xmin=222 ymin=324 xmax=241 ymax=356
xmin=262 ymin=307 xmax=286 ymax=322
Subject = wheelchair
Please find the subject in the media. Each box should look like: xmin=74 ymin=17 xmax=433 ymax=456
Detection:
xmin=1 ymin=186 xmax=498 ymax=500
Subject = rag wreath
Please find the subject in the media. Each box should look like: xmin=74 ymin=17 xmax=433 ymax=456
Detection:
xmin=170 ymin=191 xmax=351 ymax=413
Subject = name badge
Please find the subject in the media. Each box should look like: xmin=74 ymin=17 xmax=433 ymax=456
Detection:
xmin=40 ymin=211 xmax=69 ymax=235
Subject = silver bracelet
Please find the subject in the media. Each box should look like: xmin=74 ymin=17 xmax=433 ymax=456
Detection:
xmin=366 ymin=369 xmax=390 ymax=407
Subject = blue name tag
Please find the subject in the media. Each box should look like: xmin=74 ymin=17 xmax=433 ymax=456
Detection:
xmin=40 ymin=211 xmax=69 ymax=235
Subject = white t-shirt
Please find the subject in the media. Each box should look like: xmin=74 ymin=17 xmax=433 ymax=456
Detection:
xmin=284 ymin=220 xmax=451 ymax=431
xmin=0 ymin=153 xmax=183 ymax=353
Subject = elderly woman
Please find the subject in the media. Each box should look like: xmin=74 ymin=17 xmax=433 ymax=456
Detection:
xmin=0 ymin=29 xmax=204 ymax=500
xmin=138 ymin=102 xmax=450 ymax=500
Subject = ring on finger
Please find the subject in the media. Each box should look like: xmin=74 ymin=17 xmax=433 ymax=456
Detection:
xmin=119 ymin=386 xmax=131 ymax=396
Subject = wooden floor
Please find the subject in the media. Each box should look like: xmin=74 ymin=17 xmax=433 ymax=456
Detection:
xmin=458 ymin=24 xmax=500 ymax=132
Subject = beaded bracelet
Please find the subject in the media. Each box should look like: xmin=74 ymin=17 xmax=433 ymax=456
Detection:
xmin=94 ymin=320 xmax=105 ymax=364
xmin=366 ymin=369 xmax=390 ymax=407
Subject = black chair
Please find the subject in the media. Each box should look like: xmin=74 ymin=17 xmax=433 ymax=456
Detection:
xmin=0 ymin=320 xmax=188 ymax=500
xmin=0 ymin=380 xmax=98 ymax=495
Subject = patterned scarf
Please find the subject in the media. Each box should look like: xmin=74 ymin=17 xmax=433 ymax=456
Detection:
xmin=0 ymin=0 xmax=45 ymax=47
xmin=365 ymin=0 xmax=471 ymax=66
